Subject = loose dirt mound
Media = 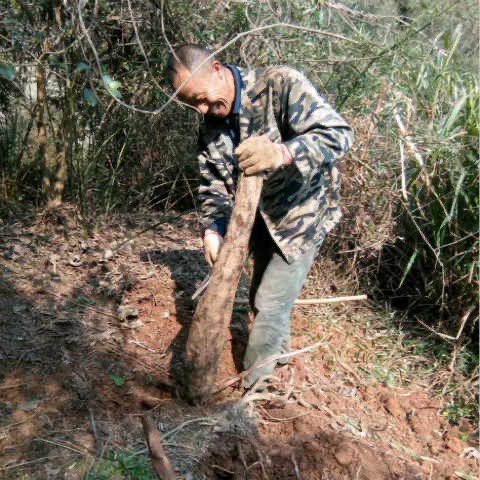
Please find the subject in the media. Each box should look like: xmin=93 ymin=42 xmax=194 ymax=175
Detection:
xmin=0 ymin=209 xmax=477 ymax=479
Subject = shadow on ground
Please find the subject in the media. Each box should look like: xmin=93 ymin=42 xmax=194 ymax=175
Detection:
xmin=139 ymin=248 xmax=249 ymax=390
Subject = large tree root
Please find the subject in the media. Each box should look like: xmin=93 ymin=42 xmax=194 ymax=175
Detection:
xmin=182 ymin=174 xmax=263 ymax=404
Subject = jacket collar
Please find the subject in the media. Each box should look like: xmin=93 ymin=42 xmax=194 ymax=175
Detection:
xmin=225 ymin=64 xmax=243 ymax=115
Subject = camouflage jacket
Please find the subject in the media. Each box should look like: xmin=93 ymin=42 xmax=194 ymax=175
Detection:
xmin=197 ymin=65 xmax=353 ymax=262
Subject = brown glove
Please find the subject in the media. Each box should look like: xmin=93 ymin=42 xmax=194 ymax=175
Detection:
xmin=235 ymin=135 xmax=291 ymax=175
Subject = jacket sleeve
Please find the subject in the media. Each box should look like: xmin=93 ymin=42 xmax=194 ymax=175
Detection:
xmin=197 ymin=144 xmax=232 ymax=236
xmin=281 ymin=69 xmax=353 ymax=179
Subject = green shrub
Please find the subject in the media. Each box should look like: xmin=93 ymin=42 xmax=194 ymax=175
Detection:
xmin=379 ymin=27 xmax=479 ymax=328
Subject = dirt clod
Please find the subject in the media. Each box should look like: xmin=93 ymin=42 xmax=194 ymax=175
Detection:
xmin=382 ymin=393 xmax=405 ymax=419
xmin=334 ymin=442 xmax=356 ymax=466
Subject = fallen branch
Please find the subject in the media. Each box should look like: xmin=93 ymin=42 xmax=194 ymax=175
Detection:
xmin=414 ymin=306 xmax=474 ymax=343
xmin=141 ymin=413 xmax=177 ymax=480
xmin=214 ymin=338 xmax=326 ymax=394
xmin=234 ymin=294 xmax=367 ymax=305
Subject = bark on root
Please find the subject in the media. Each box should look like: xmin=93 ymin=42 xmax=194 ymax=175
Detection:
xmin=182 ymin=174 xmax=263 ymax=404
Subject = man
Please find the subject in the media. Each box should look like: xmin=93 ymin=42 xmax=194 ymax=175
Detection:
xmin=167 ymin=45 xmax=353 ymax=390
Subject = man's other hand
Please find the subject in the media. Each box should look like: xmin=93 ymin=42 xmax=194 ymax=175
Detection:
xmin=235 ymin=135 xmax=291 ymax=175
xmin=203 ymin=230 xmax=224 ymax=267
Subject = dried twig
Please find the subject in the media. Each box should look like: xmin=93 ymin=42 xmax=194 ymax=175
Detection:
xmin=268 ymin=409 xmax=311 ymax=424
xmin=161 ymin=417 xmax=217 ymax=441
xmin=0 ymin=454 xmax=75 ymax=472
xmin=414 ymin=306 xmax=474 ymax=342
xmin=215 ymin=338 xmax=326 ymax=393
xmin=361 ymin=83 xmax=388 ymax=161
xmin=88 ymin=408 xmax=102 ymax=457
xmin=234 ymin=294 xmax=367 ymax=305
xmin=34 ymin=437 xmax=89 ymax=456
xmin=0 ymin=382 xmax=25 ymax=390
xmin=291 ymin=453 xmax=303 ymax=480
xmin=399 ymin=140 xmax=408 ymax=200
xmin=393 ymin=108 xmax=431 ymax=189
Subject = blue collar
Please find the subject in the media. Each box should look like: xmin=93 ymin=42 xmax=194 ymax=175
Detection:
xmin=226 ymin=64 xmax=242 ymax=115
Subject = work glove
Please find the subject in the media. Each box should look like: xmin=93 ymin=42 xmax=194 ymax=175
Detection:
xmin=235 ymin=135 xmax=292 ymax=175
xmin=203 ymin=230 xmax=223 ymax=267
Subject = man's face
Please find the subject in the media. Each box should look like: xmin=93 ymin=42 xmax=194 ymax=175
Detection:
xmin=172 ymin=62 xmax=233 ymax=118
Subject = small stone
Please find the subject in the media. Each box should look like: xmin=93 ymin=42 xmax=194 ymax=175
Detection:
xmin=49 ymin=253 xmax=59 ymax=263
xmin=127 ymin=319 xmax=144 ymax=329
xmin=13 ymin=244 xmax=27 ymax=256
xmin=117 ymin=305 xmax=139 ymax=321
xmin=334 ymin=443 xmax=356 ymax=466
xmin=103 ymin=249 xmax=113 ymax=260
xmin=69 ymin=255 xmax=82 ymax=267
xmin=445 ymin=428 xmax=463 ymax=454
xmin=160 ymin=310 xmax=169 ymax=319
xmin=73 ymin=431 xmax=95 ymax=451
xmin=17 ymin=400 xmax=40 ymax=412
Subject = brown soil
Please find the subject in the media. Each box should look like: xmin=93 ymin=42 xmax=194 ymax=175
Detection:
xmin=0 ymin=209 xmax=477 ymax=479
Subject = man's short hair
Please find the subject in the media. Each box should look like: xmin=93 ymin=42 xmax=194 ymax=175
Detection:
xmin=167 ymin=44 xmax=215 ymax=85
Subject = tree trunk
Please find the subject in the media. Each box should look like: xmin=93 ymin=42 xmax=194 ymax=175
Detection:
xmin=52 ymin=4 xmax=70 ymax=209
xmin=37 ymin=54 xmax=66 ymax=208
xmin=182 ymin=173 xmax=263 ymax=404
xmin=36 ymin=62 xmax=48 ymax=196
xmin=43 ymin=5 xmax=68 ymax=209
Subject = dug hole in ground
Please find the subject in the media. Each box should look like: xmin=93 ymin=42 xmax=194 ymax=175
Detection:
xmin=0 ymin=209 xmax=477 ymax=480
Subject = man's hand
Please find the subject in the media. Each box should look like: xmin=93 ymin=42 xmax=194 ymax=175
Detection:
xmin=235 ymin=135 xmax=291 ymax=175
xmin=203 ymin=230 xmax=224 ymax=267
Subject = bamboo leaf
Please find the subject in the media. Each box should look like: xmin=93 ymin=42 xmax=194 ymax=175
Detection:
xmin=75 ymin=62 xmax=90 ymax=72
xmin=440 ymin=169 xmax=467 ymax=229
xmin=399 ymin=250 xmax=418 ymax=288
xmin=82 ymin=88 xmax=97 ymax=106
xmin=439 ymin=95 xmax=467 ymax=135
xmin=0 ymin=63 xmax=15 ymax=81
xmin=102 ymin=74 xmax=122 ymax=98
xmin=109 ymin=374 xmax=125 ymax=387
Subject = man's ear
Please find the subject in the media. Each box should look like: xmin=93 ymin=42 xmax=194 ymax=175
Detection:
xmin=211 ymin=60 xmax=222 ymax=76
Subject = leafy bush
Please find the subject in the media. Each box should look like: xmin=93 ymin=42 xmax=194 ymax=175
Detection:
xmin=377 ymin=26 xmax=478 ymax=328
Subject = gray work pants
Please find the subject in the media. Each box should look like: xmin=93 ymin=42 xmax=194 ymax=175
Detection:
xmin=243 ymin=218 xmax=318 ymax=389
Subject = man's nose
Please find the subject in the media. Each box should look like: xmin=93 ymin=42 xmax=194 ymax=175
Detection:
xmin=198 ymin=104 xmax=209 ymax=115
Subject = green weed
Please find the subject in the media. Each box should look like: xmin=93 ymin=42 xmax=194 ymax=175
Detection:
xmin=86 ymin=450 xmax=155 ymax=480
xmin=109 ymin=374 xmax=125 ymax=388
xmin=442 ymin=399 xmax=478 ymax=425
